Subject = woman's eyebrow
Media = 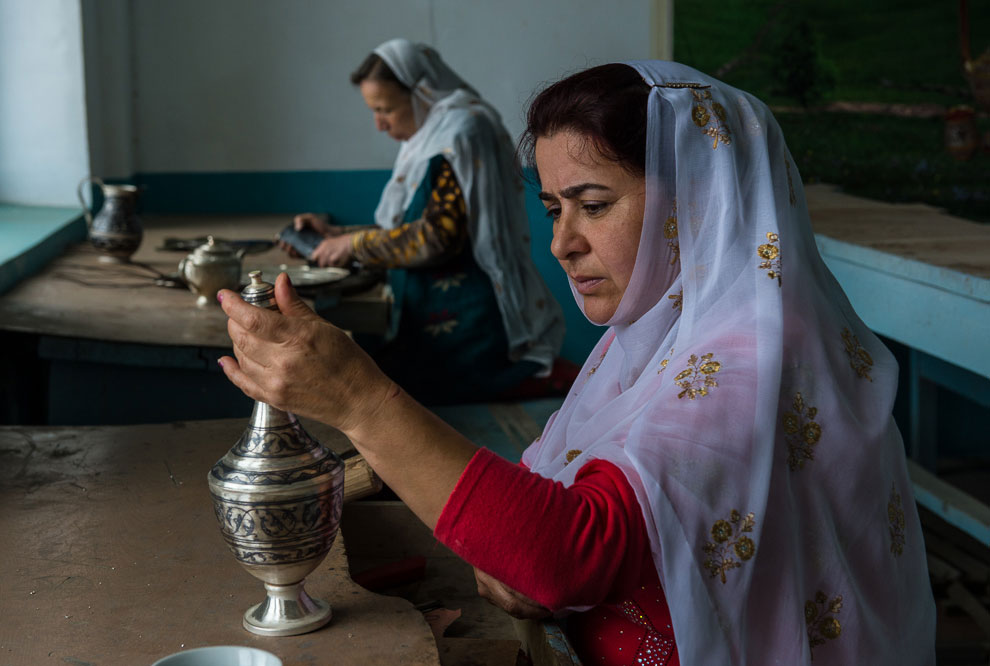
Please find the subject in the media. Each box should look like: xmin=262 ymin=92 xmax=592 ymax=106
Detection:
xmin=538 ymin=183 xmax=612 ymax=201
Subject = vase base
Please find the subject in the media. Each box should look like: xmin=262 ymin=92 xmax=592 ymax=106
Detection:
xmin=97 ymin=254 xmax=132 ymax=264
xmin=242 ymin=581 xmax=333 ymax=637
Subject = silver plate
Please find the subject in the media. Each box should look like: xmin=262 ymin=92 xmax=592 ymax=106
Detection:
xmin=242 ymin=264 xmax=350 ymax=287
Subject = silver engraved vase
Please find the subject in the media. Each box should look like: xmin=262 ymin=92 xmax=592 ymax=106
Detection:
xmin=208 ymin=271 xmax=345 ymax=636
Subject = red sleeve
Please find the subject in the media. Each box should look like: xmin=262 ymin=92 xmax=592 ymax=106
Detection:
xmin=434 ymin=448 xmax=653 ymax=611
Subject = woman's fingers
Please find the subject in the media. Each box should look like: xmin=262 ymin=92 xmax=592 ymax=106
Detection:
xmin=217 ymin=354 xmax=268 ymax=404
xmin=310 ymin=235 xmax=353 ymax=267
xmin=294 ymin=213 xmax=330 ymax=235
xmin=219 ymin=288 xmax=290 ymax=343
xmin=274 ymin=273 xmax=321 ymax=321
xmin=217 ymin=272 xmax=386 ymax=426
xmin=473 ymin=568 xmax=550 ymax=620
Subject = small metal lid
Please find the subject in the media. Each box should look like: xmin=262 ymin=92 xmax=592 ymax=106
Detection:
xmin=196 ymin=235 xmax=236 ymax=256
xmin=241 ymin=270 xmax=277 ymax=310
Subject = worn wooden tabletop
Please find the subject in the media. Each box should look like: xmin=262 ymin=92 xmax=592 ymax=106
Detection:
xmin=806 ymin=183 xmax=990 ymax=280
xmin=0 ymin=418 xmax=444 ymax=666
xmin=0 ymin=215 xmax=389 ymax=347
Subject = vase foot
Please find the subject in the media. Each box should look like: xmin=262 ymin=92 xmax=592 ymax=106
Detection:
xmin=242 ymin=580 xmax=333 ymax=636
xmin=97 ymin=254 xmax=131 ymax=264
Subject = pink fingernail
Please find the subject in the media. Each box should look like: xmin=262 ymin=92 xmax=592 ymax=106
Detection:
xmin=217 ymin=291 xmax=224 ymax=303
xmin=217 ymin=359 xmax=224 ymax=368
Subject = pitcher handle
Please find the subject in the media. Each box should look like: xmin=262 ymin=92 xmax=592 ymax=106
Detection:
xmin=76 ymin=176 xmax=105 ymax=228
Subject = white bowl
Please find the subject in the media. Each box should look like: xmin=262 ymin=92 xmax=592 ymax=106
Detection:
xmin=151 ymin=645 xmax=282 ymax=666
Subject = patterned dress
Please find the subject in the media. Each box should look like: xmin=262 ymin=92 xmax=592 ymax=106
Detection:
xmin=352 ymin=155 xmax=539 ymax=404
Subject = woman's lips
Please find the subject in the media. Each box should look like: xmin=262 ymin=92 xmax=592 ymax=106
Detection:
xmin=572 ymin=276 xmax=604 ymax=295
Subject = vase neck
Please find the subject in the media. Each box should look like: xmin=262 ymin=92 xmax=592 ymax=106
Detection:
xmin=249 ymin=401 xmax=296 ymax=429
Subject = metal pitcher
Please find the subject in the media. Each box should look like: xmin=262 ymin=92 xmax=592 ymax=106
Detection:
xmin=77 ymin=176 xmax=143 ymax=263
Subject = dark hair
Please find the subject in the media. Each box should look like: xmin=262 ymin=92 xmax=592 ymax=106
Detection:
xmin=519 ymin=63 xmax=649 ymax=176
xmin=349 ymin=53 xmax=411 ymax=93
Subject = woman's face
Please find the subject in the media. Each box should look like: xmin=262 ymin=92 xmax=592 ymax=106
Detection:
xmin=359 ymin=79 xmax=417 ymax=141
xmin=536 ymin=130 xmax=646 ymax=325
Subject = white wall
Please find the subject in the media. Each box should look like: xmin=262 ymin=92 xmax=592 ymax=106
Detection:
xmin=0 ymin=0 xmax=90 ymax=206
xmin=0 ymin=0 xmax=663 ymax=198
xmin=117 ymin=0 xmax=658 ymax=174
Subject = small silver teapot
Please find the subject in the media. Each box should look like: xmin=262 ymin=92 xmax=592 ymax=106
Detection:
xmin=178 ymin=236 xmax=244 ymax=307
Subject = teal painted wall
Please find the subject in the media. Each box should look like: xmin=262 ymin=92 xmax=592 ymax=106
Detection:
xmin=0 ymin=204 xmax=87 ymax=296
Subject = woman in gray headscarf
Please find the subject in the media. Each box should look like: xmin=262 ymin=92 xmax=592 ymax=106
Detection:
xmin=288 ymin=38 xmax=565 ymax=405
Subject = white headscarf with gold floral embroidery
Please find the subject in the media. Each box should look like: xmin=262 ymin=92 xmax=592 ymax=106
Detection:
xmin=371 ymin=38 xmax=564 ymax=373
xmin=522 ymin=61 xmax=934 ymax=665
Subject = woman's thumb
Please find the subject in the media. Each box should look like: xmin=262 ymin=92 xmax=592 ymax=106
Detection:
xmin=274 ymin=272 xmax=318 ymax=319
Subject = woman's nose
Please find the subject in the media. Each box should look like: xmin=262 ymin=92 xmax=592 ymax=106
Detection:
xmin=550 ymin=212 xmax=587 ymax=261
xmin=374 ymin=115 xmax=388 ymax=132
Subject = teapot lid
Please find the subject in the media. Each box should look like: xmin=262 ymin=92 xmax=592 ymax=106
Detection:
xmin=241 ymin=270 xmax=277 ymax=310
xmin=196 ymin=235 xmax=235 ymax=254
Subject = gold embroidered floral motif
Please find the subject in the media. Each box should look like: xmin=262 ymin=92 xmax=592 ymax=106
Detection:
xmin=703 ymin=510 xmax=756 ymax=583
xmin=432 ymin=272 xmax=467 ymax=292
xmin=424 ymin=319 xmax=457 ymax=336
xmin=674 ymin=353 xmax=722 ymax=399
xmin=664 ymin=203 xmax=680 ymax=266
xmin=690 ymin=88 xmax=732 ymax=149
xmin=657 ymin=347 xmax=675 ymax=374
xmin=758 ymin=232 xmax=782 ymax=286
xmin=656 ymin=82 xmax=710 ymax=89
xmin=783 ymin=392 xmax=822 ymax=471
xmin=587 ymin=344 xmax=609 ymax=377
xmin=785 ymin=158 xmax=796 ymax=205
xmin=565 ymin=449 xmax=582 ymax=465
xmin=888 ymin=484 xmax=905 ymax=557
xmin=806 ymin=590 xmax=843 ymax=658
xmin=669 ymin=289 xmax=683 ymax=311
xmin=841 ymin=328 xmax=874 ymax=381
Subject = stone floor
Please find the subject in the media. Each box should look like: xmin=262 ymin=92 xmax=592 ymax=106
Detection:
xmin=927 ymin=460 xmax=990 ymax=665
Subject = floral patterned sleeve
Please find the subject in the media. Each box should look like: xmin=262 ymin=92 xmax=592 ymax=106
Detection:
xmin=351 ymin=157 xmax=468 ymax=268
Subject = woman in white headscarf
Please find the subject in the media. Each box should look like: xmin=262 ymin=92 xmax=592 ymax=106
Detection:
xmin=288 ymin=38 xmax=565 ymax=405
xmin=223 ymin=60 xmax=935 ymax=665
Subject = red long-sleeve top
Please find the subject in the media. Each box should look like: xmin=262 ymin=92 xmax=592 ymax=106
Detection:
xmin=434 ymin=447 xmax=679 ymax=666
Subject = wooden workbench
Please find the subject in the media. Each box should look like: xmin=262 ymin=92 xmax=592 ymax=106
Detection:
xmin=0 ymin=215 xmax=391 ymax=425
xmin=0 ymin=214 xmax=390 ymax=347
xmin=0 ymin=417 xmax=516 ymax=666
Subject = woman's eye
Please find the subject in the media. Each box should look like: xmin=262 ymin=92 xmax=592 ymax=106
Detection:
xmin=544 ymin=206 xmax=561 ymax=221
xmin=582 ymin=202 xmax=608 ymax=215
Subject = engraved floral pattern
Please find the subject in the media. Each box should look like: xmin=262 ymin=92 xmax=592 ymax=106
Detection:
xmin=758 ymin=232 xmax=782 ymax=286
xmin=888 ymin=484 xmax=906 ymax=557
xmin=565 ymin=449 xmax=582 ymax=465
xmin=690 ymin=88 xmax=732 ymax=149
xmin=703 ymin=510 xmax=757 ymax=583
xmin=841 ymin=328 xmax=874 ymax=381
xmin=783 ymin=392 xmax=822 ymax=471
xmin=806 ymin=590 xmax=843 ymax=658
xmin=674 ymin=353 xmax=722 ymax=399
